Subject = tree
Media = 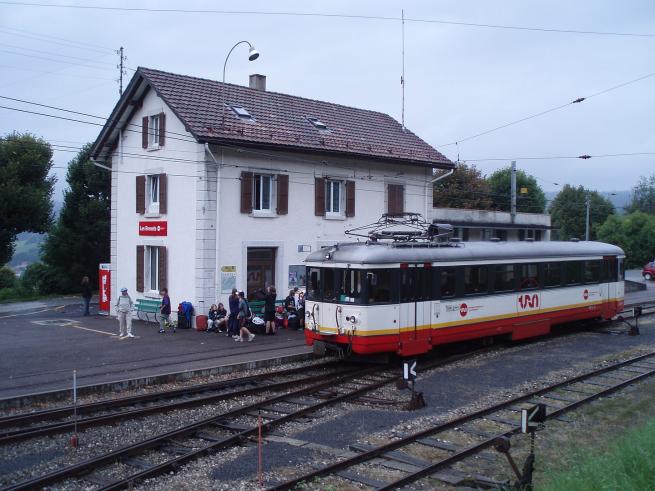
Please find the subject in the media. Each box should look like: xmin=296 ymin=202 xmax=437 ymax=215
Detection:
xmin=597 ymin=212 xmax=655 ymax=268
xmin=549 ymin=185 xmax=615 ymax=240
xmin=626 ymin=174 xmax=655 ymax=214
xmin=433 ymin=163 xmax=493 ymax=209
xmin=0 ymin=132 xmax=54 ymax=265
xmin=41 ymin=144 xmax=110 ymax=292
xmin=0 ymin=266 xmax=16 ymax=289
xmin=486 ymin=167 xmax=547 ymax=213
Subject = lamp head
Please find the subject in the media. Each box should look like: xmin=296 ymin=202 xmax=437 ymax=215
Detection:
xmin=248 ymin=46 xmax=260 ymax=61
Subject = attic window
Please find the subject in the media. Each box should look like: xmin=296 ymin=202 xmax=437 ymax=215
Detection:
xmin=230 ymin=105 xmax=252 ymax=119
xmin=307 ymin=117 xmax=328 ymax=130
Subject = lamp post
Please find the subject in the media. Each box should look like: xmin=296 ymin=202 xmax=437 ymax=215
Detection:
xmin=585 ymin=191 xmax=616 ymax=241
xmin=222 ymin=40 xmax=259 ymax=84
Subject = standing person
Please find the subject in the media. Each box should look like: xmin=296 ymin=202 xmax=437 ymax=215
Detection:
xmin=159 ymin=288 xmax=174 ymax=334
xmin=264 ymin=286 xmax=277 ymax=335
xmin=235 ymin=291 xmax=255 ymax=342
xmin=228 ymin=288 xmax=240 ymax=337
xmin=297 ymin=291 xmax=305 ymax=329
xmin=115 ymin=287 xmax=134 ymax=338
xmin=81 ymin=276 xmax=92 ymax=316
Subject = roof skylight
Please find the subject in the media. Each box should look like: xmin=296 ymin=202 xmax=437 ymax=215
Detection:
xmin=230 ymin=105 xmax=253 ymax=119
xmin=307 ymin=117 xmax=328 ymax=130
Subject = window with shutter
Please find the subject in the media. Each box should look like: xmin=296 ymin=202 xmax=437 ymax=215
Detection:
xmin=240 ymin=172 xmax=253 ymax=214
xmin=158 ymin=112 xmax=166 ymax=147
xmin=136 ymin=245 xmax=144 ymax=292
xmin=158 ymin=247 xmax=167 ymax=290
xmin=315 ymin=177 xmax=325 ymax=216
xmin=141 ymin=116 xmax=148 ymax=149
xmin=158 ymin=174 xmax=167 ymax=214
xmin=276 ymin=174 xmax=289 ymax=215
xmin=136 ymin=176 xmax=146 ymax=214
xmin=388 ymin=184 xmax=404 ymax=215
xmin=345 ymin=180 xmax=355 ymax=217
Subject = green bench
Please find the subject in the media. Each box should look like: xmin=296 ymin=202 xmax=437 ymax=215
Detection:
xmin=249 ymin=300 xmax=285 ymax=317
xmin=135 ymin=298 xmax=161 ymax=323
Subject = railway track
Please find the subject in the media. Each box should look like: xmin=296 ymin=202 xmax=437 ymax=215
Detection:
xmin=268 ymin=350 xmax=655 ymax=490
xmin=0 ymin=361 xmax=356 ymax=444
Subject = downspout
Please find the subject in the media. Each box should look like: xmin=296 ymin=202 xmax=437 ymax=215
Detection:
xmin=205 ymin=143 xmax=222 ymax=302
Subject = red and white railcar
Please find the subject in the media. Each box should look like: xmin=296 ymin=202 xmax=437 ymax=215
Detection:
xmin=304 ymin=240 xmax=625 ymax=357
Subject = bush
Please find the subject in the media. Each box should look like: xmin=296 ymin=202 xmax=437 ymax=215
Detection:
xmin=20 ymin=262 xmax=60 ymax=295
xmin=0 ymin=266 xmax=16 ymax=289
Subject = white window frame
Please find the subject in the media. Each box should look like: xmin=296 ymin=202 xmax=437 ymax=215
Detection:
xmin=146 ymin=246 xmax=159 ymax=293
xmin=325 ymin=180 xmax=344 ymax=217
xmin=146 ymin=174 xmax=160 ymax=214
xmin=252 ymin=174 xmax=275 ymax=215
xmin=148 ymin=114 xmax=160 ymax=149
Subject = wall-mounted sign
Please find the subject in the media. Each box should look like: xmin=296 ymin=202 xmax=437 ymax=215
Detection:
xmin=139 ymin=221 xmax=167 ymax=236
xmin=221 ymin=265 xmax=237 ymax=293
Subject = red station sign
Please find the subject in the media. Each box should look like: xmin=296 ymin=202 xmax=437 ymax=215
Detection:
xmin=139 ymin=221 xmax=168 ymax=236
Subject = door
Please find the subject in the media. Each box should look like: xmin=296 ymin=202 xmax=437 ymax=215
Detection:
xmin=399 ymin=268 xmax=416 ymax=339
xmin=247 ymin=247 xmax=276 ymax=300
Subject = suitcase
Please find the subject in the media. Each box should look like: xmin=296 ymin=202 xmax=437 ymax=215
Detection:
xmin=177 ymin=312 xmax=192 ymax=329
xmin=287 ymin=315 xmax=300 ymax=331
xmin=196 ymin=314 xmax=208 ymax=331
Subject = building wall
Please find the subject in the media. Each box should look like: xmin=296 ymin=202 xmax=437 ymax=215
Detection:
xmin=110 ymin=86 xmax=434 ymax=314
xmin=110 ymin=88 xmax=203 ymax=314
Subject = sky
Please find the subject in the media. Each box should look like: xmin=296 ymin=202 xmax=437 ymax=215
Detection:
xmin=0 ymin=0 xmax=653 ymax=203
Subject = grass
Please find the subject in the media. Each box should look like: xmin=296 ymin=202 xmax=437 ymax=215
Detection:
xmin=0 ymin=287 xmax=60 ymax=304
xmin=538 ymin=419 xmax=655 ymax=491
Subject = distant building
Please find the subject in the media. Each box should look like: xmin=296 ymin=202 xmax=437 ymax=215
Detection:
xmin=429 ymin=207 xmax=552 ymax=241
xmin=91 ymin=68 xmax=453 ymax=314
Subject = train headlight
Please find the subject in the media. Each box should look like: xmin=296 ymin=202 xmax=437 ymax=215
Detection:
xmin=345 ymin=314 xmax=359 ymax=324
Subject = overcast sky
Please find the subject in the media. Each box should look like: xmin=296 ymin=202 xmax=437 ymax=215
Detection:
xmin=0 ymin=0 xmax=653 ymax=203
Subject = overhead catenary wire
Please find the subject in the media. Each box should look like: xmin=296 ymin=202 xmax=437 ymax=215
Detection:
xmin=0 ymin=2 xmax=653 ymax=38
xmin=0 ymin=25 xmax=115 ymax=53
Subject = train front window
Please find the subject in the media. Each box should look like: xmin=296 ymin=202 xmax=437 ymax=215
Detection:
xmin=464 ymin=265 xmax=488 ymax=295
xmin=367 ymin=269 xmax=394 ymax=304
xmin=306 ymin=267 xmax=321 ymax=301
xmin=323 ymin=268 xmax=337 ymax=302
xmin=338 ymin=269 xmax=364 ymax=303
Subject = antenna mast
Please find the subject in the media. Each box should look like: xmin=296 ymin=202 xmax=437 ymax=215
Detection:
xmin=401 ymin=9 xmax=405 ymax=131
xmin=117 ymin=46 xmax=126 ymax=96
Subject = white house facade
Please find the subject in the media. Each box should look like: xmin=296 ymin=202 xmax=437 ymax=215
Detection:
xmin=91 ymin=68 xmax=454 ymax=315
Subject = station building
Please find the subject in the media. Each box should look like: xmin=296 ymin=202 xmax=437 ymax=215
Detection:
xmin=91 ymin=68 xmax=455 ymax=315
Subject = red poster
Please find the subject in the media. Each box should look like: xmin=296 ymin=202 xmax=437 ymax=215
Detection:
xmin=98 ymin=263 xmax=111 ymax=314
xmin=139 ymin=221 xmax=168 ymax=236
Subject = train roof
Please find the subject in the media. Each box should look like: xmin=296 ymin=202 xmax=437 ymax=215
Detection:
xmin=305 ymin=240 xmax=625 ymax=265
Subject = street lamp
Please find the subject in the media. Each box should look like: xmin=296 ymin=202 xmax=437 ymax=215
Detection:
xmin=222 ymin=40 xmax=260 ymax=84
xmin=585 ymin=191 xmax=616 ymax=241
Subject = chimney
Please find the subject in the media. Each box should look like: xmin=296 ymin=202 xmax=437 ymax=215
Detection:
xmin=249 ymin=74 xmax=266 ymax=91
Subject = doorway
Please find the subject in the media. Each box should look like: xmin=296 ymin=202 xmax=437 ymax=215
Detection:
xmin=247 ymin=247 xmax=276 ymax=300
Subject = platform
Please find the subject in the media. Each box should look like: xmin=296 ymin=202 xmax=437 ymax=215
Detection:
xmin=0 ymin=298 xmax=311 ymax=403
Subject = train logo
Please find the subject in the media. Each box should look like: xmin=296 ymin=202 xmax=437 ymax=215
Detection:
xmin=459 ymin=303 xmax=468 ymax=317
xmin=583 ymin=289 xmax=589 ymax=300
xmin=518 ymin=293 xmax=540 ymax=310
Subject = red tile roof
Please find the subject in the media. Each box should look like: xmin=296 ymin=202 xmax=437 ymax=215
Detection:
xmin=98 ymin=67 xmax=453 ymax=168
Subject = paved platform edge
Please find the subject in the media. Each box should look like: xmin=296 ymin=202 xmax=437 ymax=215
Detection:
xmin=0 ymin=351 xmax=315 ymax=410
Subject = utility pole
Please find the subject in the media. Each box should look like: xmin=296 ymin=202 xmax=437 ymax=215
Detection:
xmin=510 ymin=161 xmax=517 ymax=223
xmin=585 ymin=193 xmax=591 ymax=241
xmin=401 ymin=9 xmax=405 ymax=131
xmin=117 ymin=46 xmax=126 ymax=96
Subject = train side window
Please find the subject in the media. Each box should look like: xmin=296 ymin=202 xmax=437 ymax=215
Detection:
xmin=494 ymin=264 xmax=515 ymax=293
xmin=519 ymin=263 xmax=540 ymax=290
xmin=565 ymin=261 xmax=582 ymax=285
xmin=584 ymin=260 xmax=601 ymax=284
xmin=544 ymin=262 xmax=562 ymax=288
xmin=438 ymin=267 xmax=456 ymax=298
xmin=602 ymin=257 xmax=617 ymax=282
xmin=367 ymin=269 xmax=394 ymax=304
xmin=306 ymin=267 xmax=322 ymax=301
xmin=618 ymin=258 xmax=625 ymax=281
xmin=464 ymin=265 xmax=489 ymax=295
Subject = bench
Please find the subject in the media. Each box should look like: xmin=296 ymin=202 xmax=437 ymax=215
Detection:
xmin=249 ymin=300 xmax=285 ymax=317
xmin=135 ymin=298 xmax=161 ymax=323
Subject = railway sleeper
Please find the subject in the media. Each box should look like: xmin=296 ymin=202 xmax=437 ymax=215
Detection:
xmin=194 ymin=431 xmax=223 ymax=442
xmin=349 ymin=443 xmax=432 ymax=468
xmin=122 ymin=457 xmax=155 ymax=470
xmin=537 ymin=393 xmax=578 ymax=403
xmin=335 ymin=469 xmax=389 ymax=488
xmin=415 ymin=437 xmax=496 ymax=462
xmin=245 ymin=410 xmax=282 ymax=420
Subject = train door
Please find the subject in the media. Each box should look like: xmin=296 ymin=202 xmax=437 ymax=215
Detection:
xmin=306 ymin=267 xmax=322 ymax=331
xmin=399 ymin=267 xmax=415 ymax=339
